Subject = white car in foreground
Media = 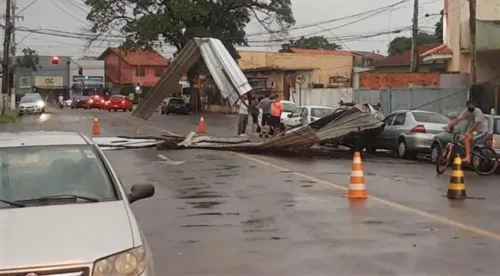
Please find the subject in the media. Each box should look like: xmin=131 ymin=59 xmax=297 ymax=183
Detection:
xmin=0 ymin=131 xmax=155 ymax=276
xmin=283 ymin=105 xmax=336 ymax=128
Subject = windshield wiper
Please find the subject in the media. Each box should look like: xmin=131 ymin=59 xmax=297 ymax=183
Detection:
xmin=28 ymin=194 xmax=100 ymax=203
xmin=0 ymin=198 xmax=25 ymax=207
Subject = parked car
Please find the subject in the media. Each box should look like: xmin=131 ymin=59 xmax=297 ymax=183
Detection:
xmin=104 ymin=95 xmax=134 ymax=112
xmin=86 ymin=95 xmax=105 ymax=109
xmin=283 ymin=105 xmax=335 ymax=128
xmin=71 ymin=96 xmax=90 ymax=109
xmin=430 ymin=114 xmax=500 ymax=163
xmin=18 ymin=96 xmax=45 ymax=115
xmin=369 ymin=110 xmax=449 ymax=158
xmin=161 ymin=97 xmax=189 ymax=115
xmin=0 ymin=131 xmax=155 ymax=275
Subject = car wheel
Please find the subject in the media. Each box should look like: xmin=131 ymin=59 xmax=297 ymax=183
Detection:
xmin=397 ymin=139 xmax=409 ymax=159
xmin=107 ymin=109 xmax=111 ymax=112
xmin=128 ymin=108 xmax=133 ymax=112
xmin=430 ymin=143 xmax=441 ymax=163
xmin=71 ymin=107 xmax=74 ymax=109
xmin=365 ymin=143 xmax=377 ymax=153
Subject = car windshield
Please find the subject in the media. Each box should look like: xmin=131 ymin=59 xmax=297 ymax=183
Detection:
xmin=0 ymin=145 xmax=116 ymax=207
xmin=110 ymin=96 xmax=125 ymax=100
xmin=282 ymin=102 xmax=297 ymax=112
xmin=311 ymin=108 xmax=334 ymax=118
xmin=495 ymin=119 xmax=500 ymax=134
xmin=20 ymin=97 xmax=37 ymax=103
xmin=169 ymin=98 xmax=184 ymax=105
xmin=412 ymin=112 xmax=449 ymax=124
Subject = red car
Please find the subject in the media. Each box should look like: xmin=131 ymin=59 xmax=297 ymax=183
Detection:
xmin=87 ymin=95 xmax=105 ymax=109
xmin=104 ymin=95 xmax=133 ymax=112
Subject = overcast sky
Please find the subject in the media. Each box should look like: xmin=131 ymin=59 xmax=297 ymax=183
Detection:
xmin=2 ymin=0 xmax=442 ymax=58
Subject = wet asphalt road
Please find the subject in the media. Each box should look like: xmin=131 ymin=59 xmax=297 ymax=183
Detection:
xmin=3 ymin=108 xmax=500 ymax=275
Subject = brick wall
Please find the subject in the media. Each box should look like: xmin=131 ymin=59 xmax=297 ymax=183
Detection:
xmin=359 ymin=72 xmax=441 ymax=89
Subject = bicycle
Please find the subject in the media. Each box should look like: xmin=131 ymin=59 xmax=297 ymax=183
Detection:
xmin=436 ymin=132 xmax=499 ymax=176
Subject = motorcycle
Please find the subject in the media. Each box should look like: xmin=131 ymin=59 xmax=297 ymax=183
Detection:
xmin=58 ymin=100 xmax=64 ymax=109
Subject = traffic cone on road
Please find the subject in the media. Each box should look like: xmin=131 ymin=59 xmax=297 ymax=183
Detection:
xmin=197 ymin=116 xmax=206 ymax=135
xmin=446 ymin=154 xmax=467 ymax=199
xmin=347 ymin=151 xmax=368 ymax=200
xmin=92 ymin=116 xmax=101 ymax=135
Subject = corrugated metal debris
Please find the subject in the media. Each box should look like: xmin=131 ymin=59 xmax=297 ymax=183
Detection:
xmin=133 ymin=38 xmax=251 ymax=120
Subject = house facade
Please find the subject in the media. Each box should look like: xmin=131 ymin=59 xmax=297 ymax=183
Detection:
xmin=239 ymin=49 xmax=353 ymax=85
xmin=443 ymin=0 xmax=500 ymax=82
xmin=98 ymin=48 xmax=169 ymax=87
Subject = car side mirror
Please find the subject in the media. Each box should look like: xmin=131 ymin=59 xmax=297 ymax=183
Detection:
xmin=128 ymin=184 xmax=155 ymax=203
xmin=287 ymin=114 xmax=292 ymax=117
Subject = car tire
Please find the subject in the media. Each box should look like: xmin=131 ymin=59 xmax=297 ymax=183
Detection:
xmin=128 ymin=108 xmax=133 ymax=112
xmin=397 ymin=139 xmax=411 ymax=159
xmin=430 ymin=143 xmax=441 ymax=164
xmin=365 ymin=143 xmax=377 ymax=153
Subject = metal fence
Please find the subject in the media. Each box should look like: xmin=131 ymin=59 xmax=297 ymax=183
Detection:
xmin=355 ymin=88 xmax=469 ymax=116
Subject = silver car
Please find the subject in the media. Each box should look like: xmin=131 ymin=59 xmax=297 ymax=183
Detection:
xmin=0 ymin=131 xmax=155 ymax=276
xmin=371 ymin=110 xmax=449 ymax=158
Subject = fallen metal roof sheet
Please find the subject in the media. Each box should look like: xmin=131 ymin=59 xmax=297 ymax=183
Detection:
xmin=132 ymin=38 xmax=252 ymax=120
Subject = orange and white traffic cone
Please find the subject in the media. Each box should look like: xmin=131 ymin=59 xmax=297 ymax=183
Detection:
xmin=92 ymin=116 xmax=101 ymax=135
xmin=197 ymin=116 xmax=206 ymax=135
xmin=346 ymin=151 xmax=368 ymax=199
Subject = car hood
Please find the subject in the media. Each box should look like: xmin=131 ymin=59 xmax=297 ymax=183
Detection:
xmin=0 ymin=201 xmax=135 ymax=269
xmin=19 ymin=102 xmax=37 ymax=107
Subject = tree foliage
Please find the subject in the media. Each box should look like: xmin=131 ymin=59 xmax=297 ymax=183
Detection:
xmin=16 ymin=48 xmax=40 ymax=71
xmin=279 ymin=36 xmax=341 ymax=52
xmin=84 ymin=0 xmax=295 ymax=61
xmin=387 ymin=11 xmax=444 ymax=56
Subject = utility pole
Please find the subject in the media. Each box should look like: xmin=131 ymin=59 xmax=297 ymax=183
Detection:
xmin=410 ymin=0 xmax=419 ymax=72
xmin=1 ymin=0 xmax=12 ymax=115
xmin=10 ymin=0 xmax=18 ymax=109
xmin=469 ymin=0 xmax=477 ymax=84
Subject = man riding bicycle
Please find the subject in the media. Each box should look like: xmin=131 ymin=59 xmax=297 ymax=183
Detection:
xmin=444 ymin=100 xmax=487 ymax=163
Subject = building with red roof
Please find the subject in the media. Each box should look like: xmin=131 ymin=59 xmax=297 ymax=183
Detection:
xmin=98 ymin=47 xmax=169 ymax=87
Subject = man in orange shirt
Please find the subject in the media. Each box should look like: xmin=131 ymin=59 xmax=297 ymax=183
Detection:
xmin=270 ymin=95 xmax=283 ymax=135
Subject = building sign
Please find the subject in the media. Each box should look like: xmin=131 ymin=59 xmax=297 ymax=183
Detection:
xmin=35 ymin=76 xmax=63 ymax=88
xmin=73 ymin=76 xmax=104 ymax=82
xmin=329 ymin=76 xmax=350 ymax=84
xmin=19 ymin=76 xmax=31 ymax=88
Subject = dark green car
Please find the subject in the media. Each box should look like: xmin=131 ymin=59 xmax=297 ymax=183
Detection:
xmin=430 ymin=114 xmax=500 ymax=162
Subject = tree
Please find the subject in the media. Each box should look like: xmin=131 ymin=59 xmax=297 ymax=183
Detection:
xmin=15 ymin=48 xmax=40 ymax=71
xmin=387 ymin=32 xmax=440 ymax=56
xmin=279 ymin=36 xmax=341 ymax=52
xmin=84 ymin=0 xmax=294 ymax=109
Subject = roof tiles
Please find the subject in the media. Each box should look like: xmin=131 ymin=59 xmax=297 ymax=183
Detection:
xmin=100 ymin=48 xmax=169 ymax=66
xmin=374 ymin=43 xmax=444 ymax=67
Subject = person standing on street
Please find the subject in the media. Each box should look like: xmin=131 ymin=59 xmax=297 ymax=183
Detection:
xmin=250 ymin=96 xmax=260 ymax=135
xmin=258 ymin=94 xmax=272 ymax=128
xmin=270 ymin=95 xmax=283 ymax=136
xmin=237 ymin=94 xmax=249 ymax=136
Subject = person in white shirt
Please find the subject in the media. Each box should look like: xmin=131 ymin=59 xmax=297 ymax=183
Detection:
xmin=237 ymin=94 xmax=249 ymax=136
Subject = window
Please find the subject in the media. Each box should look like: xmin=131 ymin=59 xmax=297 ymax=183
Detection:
xmin=311 ymin=108 xmax=334 ymax=118
xmin=20 ymin=97 xmax=37 ymax=103
xmin=168 ymin=98 xmax=185 ymax=105
xmin=393 ymin=113 xmax=406 ymax=125
xmin=290 ymin=108 xmax=302 ymax=118
xmin=135 ymin=67 xmax=145 ymax=77
xmin=0 ymin=145 xmax=116 ymax=207
xmin=384 ymin=114 xmax=396 ymax=125
xmin=300 ymin=108 xmax=308 ymax=117
xmin=495 ymin=119 xmax=500 ymax=134
xmin=154 ymin=68 xmax=164 ymax=77
xmin=412 ymin=111 xmax=449 ymax=124
xmin=110 ymin=95 xmax=125 ymax=100
xmin=282 ymin=102 xmax=298 ymax=112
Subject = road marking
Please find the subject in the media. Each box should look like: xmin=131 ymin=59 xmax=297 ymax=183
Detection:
xmin=110 ymin=111 xmax=500 ymax=241
xmin=108 ymin=113 xmax=178 ymax=136
xmin=236 ymin=153 xmax=500 ymax=241
xmin=224 ymin=114 xmax=237 ymax=118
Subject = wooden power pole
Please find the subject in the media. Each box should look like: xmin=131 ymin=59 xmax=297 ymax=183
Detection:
xmin=469 ymin=0 xmax=477 ymax=84
xmin=410 ymin=0 xmax=419 ymax=72
xmin=1 ymin=0 xmax=12 ymax=115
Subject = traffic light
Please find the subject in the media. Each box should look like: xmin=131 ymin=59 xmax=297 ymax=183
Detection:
xmin=78 ymin=66 xmax=83 ymax=76
xmin=51 ymin=56 xmax=59 ymax=64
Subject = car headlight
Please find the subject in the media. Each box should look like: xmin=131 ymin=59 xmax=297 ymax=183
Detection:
xmin=36 ymin=100 xmax=45 ymax=107
xmin=92 ymin=246 xmax=147 ymax=276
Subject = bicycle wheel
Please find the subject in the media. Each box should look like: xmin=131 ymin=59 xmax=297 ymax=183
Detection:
xmin=472 ymin=147 xmax=499 ymax=175
xmin=436 ymin=144 xmax=453 ymax=175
